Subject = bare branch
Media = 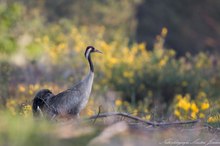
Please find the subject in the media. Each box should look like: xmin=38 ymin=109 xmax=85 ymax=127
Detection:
xmin=88 ymin=112 xmax=200 ymax=126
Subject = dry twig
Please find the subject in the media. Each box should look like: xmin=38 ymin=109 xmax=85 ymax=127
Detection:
xmin=89 ymin=112 xmax=200 ymax=127
xmin=92 ymin=105 xmax=102 ymax=124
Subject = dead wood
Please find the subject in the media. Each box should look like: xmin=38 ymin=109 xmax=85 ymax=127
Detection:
xmin=88 ymin=112 xmax=200 ymax=127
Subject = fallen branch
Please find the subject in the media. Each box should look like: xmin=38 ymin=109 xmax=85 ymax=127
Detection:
xmin=88 ymin=112 xmax=200 ymax=127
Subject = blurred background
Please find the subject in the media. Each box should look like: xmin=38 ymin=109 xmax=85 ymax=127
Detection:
xmin=0 ymin=0 xmax=220 ymax=122
xmin=1 ymin=0 xmax=220 ymax=145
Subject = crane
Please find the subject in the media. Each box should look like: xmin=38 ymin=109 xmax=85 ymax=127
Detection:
xmin=32 ymin=46 xmax=102 ymax=119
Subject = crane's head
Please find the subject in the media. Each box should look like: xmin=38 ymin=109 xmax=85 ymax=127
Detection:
xmin=85 ymin=46 xmax=102 ymax=59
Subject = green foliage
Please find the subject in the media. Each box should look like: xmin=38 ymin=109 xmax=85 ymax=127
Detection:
xmin=107 ymin=33 xmax=220 ymax=112
xmin=0 ymin=61 xmax=11 ymax=107
xmin=0 ymin=2 xmax=23 ymax=30
xmin=0 ymin=112 xmax=54 ymax=146
xmin=0 ymin=36 xmax=16 ymax=54
xmin=0 ymin=1 xmax=220 ymax=145
xmin=0 ymin=111 xmax=99 ymax=146
xmin=0 ymin=2 xmax=23 ymax=54
xmin=26 ymin=41 xmax=44 ymax=59
xmin=0 ymin=0 xmax=220 ymax=119
xmin=43 ymin=0 xmax=141 ymax=40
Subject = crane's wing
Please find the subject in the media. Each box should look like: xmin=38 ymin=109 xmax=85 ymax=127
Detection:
xmin=46 ymin=72 xmax=93 ymax=115
xmin=47 ymin=83 xmax=83 ymax=114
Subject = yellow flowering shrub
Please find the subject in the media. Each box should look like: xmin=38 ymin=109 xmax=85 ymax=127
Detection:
xmin=114 ymin=98 xmax=151 ymax=120
xmin=173 ymin=92 xmax=210 ymax=120
xmin=19 ymin=22 xmax=220 ymax=110
xmin=208 ymin=115 xmax=220 ymax=123
xmin=0 ymin=9 xmax=220 ymax=120
xmin=5 ymin=83 xmax=102 ymax=117
xmin=5 ymin=83 xmax=65 ymax=116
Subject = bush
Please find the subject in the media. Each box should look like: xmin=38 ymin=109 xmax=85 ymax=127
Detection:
xmin=1 ymin=1 xmax=220 ymax=118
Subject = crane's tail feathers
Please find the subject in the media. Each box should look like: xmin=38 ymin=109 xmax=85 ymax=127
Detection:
xmin=32 ymin=89 xmax=54 ymax=117
xmin=37 ymin=106 xmax=44 ymax=117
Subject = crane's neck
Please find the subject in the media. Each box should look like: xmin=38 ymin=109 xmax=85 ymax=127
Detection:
xmin=87 ymin=54 xmax=94 ymax=72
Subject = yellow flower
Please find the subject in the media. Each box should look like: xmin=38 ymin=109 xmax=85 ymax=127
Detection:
xmin=178 ymin=97 xmax=191 ymax=111
xmin=29 ymin=90 xmax=33 ymax=95
xmin=175 ymin=94 xmax=182 ymax=100
xmin=197 ymin=91 xmax=206 ymax=99
xmin=168 ymin=49 xmax=176 ymax=57
xmin=18 ymin=85 xmax=26 ymax=92
xmin=155 ymin=48 xmax=164 ymax=58
xmin=24 ymin=105 xmax=32 ymax=111
xmin=87 ymin=109 xmax=95 ymax=116
xmin=144 ymin=108 xmax=148 ymax=113
xmin=174 ymin=109 xmax=180 ymax=117
xmin=145 ymin=115 xmax=151 ymax=120
xmin=201 ymin=102 xmax=209 ymax=110
xmin=138 ymin=43 xmax=146 ymax=51
xmin=21 ymin=105 xmax=32 ymax=117
xmin=159 ymin=59 xmax=166 ymax=67
xmin=208 ymin=117 xmax=214 ymax=123
xmin=133 ymin=109 xmax=138 ymax=116
xmin=184 ymin=94 xmax=191 ymax=100
xmin=123 ymin=71 xmax=133 ymax=78
xmin=207 ymin=115 xmax=220 ymax=123
xmin=115 ymin=99 xmax=122 ymax=106
xmin=43 ymin=35 xmax=49 ymax=44
xmin=161 ymin=27 xmax=168 ymax=37
xmin=199 ymin=113 xmax=205 ymax=118
xmin=191 ymin=112 xmax=197 ymax=119
xmin=109 ymin=57 xmax=118 ymax=65
xmin=58 ymin=43 xmax=66 ymax=49
xmin=191 ymin=102 xmax=199 ymax=114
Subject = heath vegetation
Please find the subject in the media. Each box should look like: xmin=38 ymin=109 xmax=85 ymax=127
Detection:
xmin=0 ymin=1 xmax=220 ymax=146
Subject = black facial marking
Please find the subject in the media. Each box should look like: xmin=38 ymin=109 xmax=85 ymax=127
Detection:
xmin=84 ymin=46 xmax=95 ymax=57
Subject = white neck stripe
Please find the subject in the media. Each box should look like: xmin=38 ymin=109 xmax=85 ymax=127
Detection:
xmin=86 ymin=48 xmax=92 ymax=59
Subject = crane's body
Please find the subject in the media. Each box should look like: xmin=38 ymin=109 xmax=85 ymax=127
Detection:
xmin=46 ymin=72 xmax=94 ymax=117
xmin=32 ymin=46 xmax=101 ymax=119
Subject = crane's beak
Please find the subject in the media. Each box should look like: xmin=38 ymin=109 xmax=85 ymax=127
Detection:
xmin=95 ymin=49 xmax=103 ymax=54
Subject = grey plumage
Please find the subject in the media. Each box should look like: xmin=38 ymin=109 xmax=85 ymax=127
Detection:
xmin=32 ymin=46 xmax=102 ymax=119
xmin=46 ymin=72 xmax=94 ymax=117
